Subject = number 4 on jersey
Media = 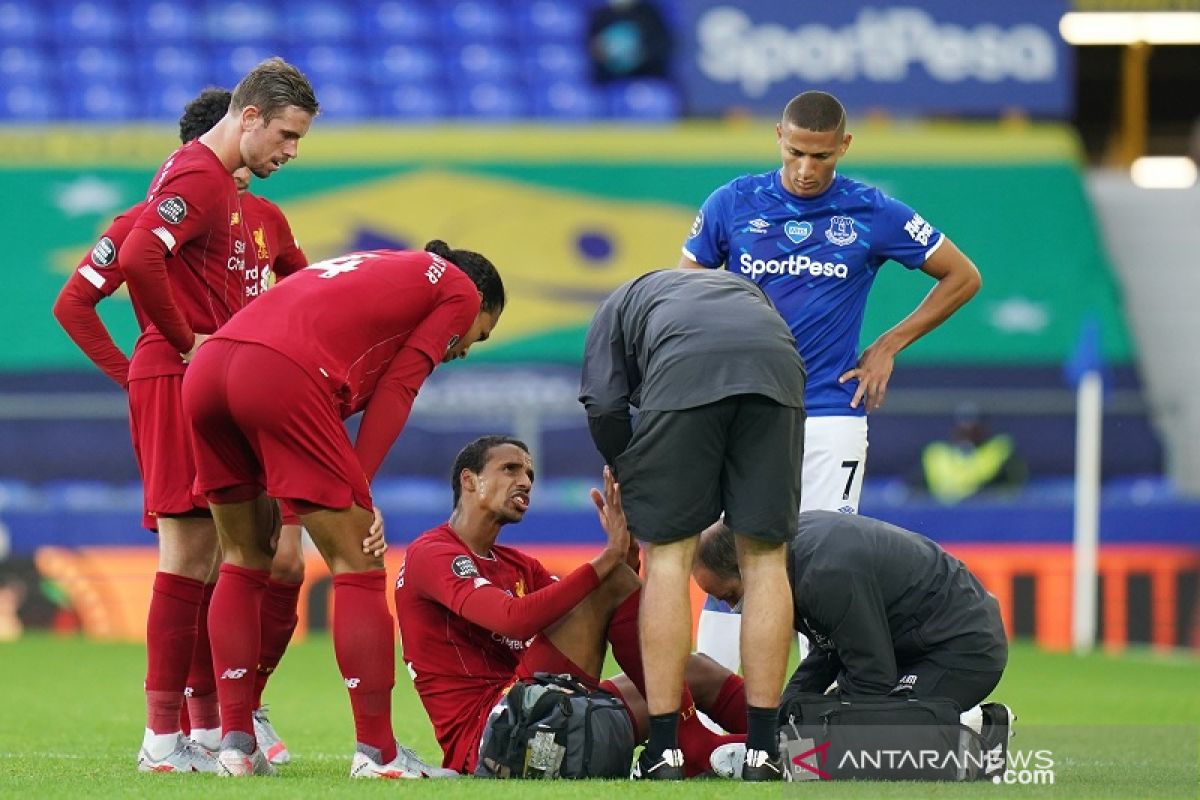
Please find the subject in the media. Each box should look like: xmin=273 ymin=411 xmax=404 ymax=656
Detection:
xmin=306 ymin=253 xmax=377 ymax=279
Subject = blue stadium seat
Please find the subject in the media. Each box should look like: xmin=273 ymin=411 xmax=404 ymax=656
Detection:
xmin=308 ymin=81 xmax=372 ymax=120
xmin=282 ymin=1 xmax=356 ymax=43
xmin=440 ymin=0 xmax=513 ymax=42
xmin=58 ymin=44 xmax=132 ymax=83
xmin=0 ymin=81 xmax=58 ymax=121
xmin=531 ymin=79 xmax=606 ymax=120
xmin=366 ymin=42 xmax=442 ymax=87
xmin=452 ymin=80 xmax=527 ymax=119
xmin=373 ymin=83 xmax=449 ymax=120
xmin=522 ymin=42 xmax=591 ymax=83
xmin=446 ymin=42 xmax=520 ymax=83
xmin=288 ymin=43 xmax=363 ymax=84
xmin=129 ymin=0 xmax=203 ymax=43
xmin=515 ymin=0 xmax=586 ymax=42
xmin=209 ymin=42 xmax=283 ymax=88
xmin=136 ymin=44 xmax=212 ymax=88
xmin=0 ymin=45 xmax=53 ymax=83
xmin=0 ymin=0 xmax=49 ymax=42
xmin=204 ymin=1 xmax=280 ymax=43
xmin=52 ymin=0 xmax=125 ymax=42
xmin=365 ymin=0 xmax=438 ymax=43
xmin=606 ymin=79 xmax=680 ymax=121
xmin=140 ymin=80 xmax=212 ymax=121
xmin=64 ymin=82 xmax=138 ymax=120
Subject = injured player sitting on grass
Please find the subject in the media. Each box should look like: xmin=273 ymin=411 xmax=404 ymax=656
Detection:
xmin=395 ymin=435 xmax=748 ymax=777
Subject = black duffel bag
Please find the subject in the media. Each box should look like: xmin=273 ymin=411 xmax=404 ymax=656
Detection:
xmin=475 ymin=672 xmax=635 ymax=779
xmin=778 ymin=692 xmax=998 ymax=782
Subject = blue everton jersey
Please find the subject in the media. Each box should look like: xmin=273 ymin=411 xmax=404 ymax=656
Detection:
xmin=683 ymin=170 xmax=944 ymax=416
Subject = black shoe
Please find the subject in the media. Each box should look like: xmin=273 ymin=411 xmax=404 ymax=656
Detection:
xmin=631 ymin=747 xmax=684 ymax=780
xmin=980 ymin=702 xmax=1015 ymax=778
xmin=741 ymin=748 xmax=783 ymax=782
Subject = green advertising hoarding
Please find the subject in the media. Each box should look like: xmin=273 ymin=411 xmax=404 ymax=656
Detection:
xmin=0 ymin=123 xmax=1130 ymax=370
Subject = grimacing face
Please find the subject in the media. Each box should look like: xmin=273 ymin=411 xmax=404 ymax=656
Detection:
xmin=464 ymin=443 xmax=533 ymax=524
xmin=240 ymin=105 xmax=313 ymax=179
xmin=444 ymin=307 xmax=501 ymax=363
xmin=776 ymin=122 xmax=851 ymax=198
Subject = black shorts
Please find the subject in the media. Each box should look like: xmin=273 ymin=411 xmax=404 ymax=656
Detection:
xmin=892 ymin=661 xmax=1004 ymax=711
xmin=615 ymin=394 xmax=804 ymax=545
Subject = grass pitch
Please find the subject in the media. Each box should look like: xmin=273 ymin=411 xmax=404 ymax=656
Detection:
xmin=0 ymin=636 xmax=1196 ymax=798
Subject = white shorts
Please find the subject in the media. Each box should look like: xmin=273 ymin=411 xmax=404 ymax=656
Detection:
xmin=800 ymin=416 xmax=869 ymax=513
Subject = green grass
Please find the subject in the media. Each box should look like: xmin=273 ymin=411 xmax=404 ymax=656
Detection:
xmin=0 ymin=636 xmax=1196 ymax=798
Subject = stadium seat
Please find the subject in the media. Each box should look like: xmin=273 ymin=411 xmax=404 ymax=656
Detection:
xmin=366 ymin=42 xmax=442 ymax=87
xmin=452 ymin=80 xmax=528 ymax=119
xmin=373 ymin=83 xmax=450 ymax=121
xmin=530 ymin=79 xmax=606 ymax=120
xmin=135 ymin=44 xmax=211 ymax=88
xmin=128 ymin=0 xmax=204 ymax=43
xmin=140 ymin=80 xmax=212 ymax=121
xmin=515 ymin=0 xmax=586 ymax=42
xmin=446 ymin=42 xmax=520 ymax=84
xmin=282 ymin=1 xmax=356 ymax=43
xmin=204 ymin=0 xmax=280 ymax=43
xmin=307 ymin=81 xmax=371 ymax=121
xmin=288 ymin=43 xmax=363 ymax=84
xmin=440 ymin=0 xmax=513 ymax=42
xmin=0 ymin=0 xmax=49 ymax=42
xmin=522 ymin=42 xmax=591 ymax=83
xmin=365 ymin=0 xmax=438 ymax=43
xmin=0 ymin=81 xmax=57 ymax=121
xmin=209 ymin=42 xmax=283 ymax=88
xmin=58 ymin=45 xmax=132 ymax=83
xmin=51 ymin=0 xmax=124 ymax=42
xmin=0 ymin=45 xmax=53 ymax=83
xmin=64 ymin=82 xmax=138 ymax=120
xmin=606 ymin=79 xmax=681 ymax=121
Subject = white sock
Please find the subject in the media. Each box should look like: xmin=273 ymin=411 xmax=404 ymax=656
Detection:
xmin=189 ymin=726 xmax=221 ymax=751
xmin=696 ymin=607 xmax=743 ymax=673
xmin=960 ymin=705 xmax=983 ymax=734
xmin=142 ymin=729 xmax=181 ymax=760
xmin=797 ymin=632 xmax=811 ymax=661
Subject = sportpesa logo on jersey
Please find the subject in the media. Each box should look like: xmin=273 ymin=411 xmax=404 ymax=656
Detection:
xmin=739 ymin=252 xmax=848 ymax=279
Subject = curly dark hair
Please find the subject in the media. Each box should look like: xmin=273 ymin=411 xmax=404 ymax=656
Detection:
xmin=424 ymin=240 xmax=506 ymax=314
xmin=178 ymin=88 xmax=231 ymax=143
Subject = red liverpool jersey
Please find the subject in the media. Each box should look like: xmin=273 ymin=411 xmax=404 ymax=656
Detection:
xmin=241 ymin=192 xmax=306 ymax=295
xmin=212 ymin=249 xmax=480 ymax=417
xmin=395 ymin=524 xmax=557 ymax=772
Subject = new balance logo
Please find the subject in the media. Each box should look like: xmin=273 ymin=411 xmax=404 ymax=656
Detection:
xmin=220 ymin=668 xmax=248 ymax=680
xmin=344 ymin=677 xmax=361 ymax=689
xmin=898 ymin=674 xmax=918 ymax=687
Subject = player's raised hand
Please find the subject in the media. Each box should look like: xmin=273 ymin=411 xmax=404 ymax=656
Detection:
xmin=839 ymin=343 xmax=896 ymax=413
xmin=589 ymin=466 xmax=630 ymax=570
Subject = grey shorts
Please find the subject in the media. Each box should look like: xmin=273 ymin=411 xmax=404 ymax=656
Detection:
xmin=615 ymin=394 xmax=804 ymax=545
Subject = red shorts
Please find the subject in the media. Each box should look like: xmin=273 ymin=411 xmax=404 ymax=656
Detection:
xmin=460 ymin=636 xmax=596 ymax=774
xmin=182 ymin=339 xmax=372 ymax=512
xmin=127 ymin=373 xmax=209 ymax=530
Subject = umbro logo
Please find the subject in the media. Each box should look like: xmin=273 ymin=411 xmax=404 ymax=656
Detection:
xmin=745 ymin=218 xmax=770 ymax=234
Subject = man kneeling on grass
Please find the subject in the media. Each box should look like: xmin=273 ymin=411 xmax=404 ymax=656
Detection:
xmin=395 ymin=435 xmax=747 ymax=777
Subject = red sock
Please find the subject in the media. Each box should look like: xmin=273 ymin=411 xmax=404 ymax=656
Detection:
xmin=253 ymin=579 xmax=301 ymax=708
xmin=209 ymin=563 xmax=269 ymax=740
xmin=707 ymin=673 xmax=748 ymax=734
xmin=333 ymin=570 xmax=396 ymax=763
xmin=146 ymin=572 xmax=204 ymax=734
xmin=679 ymin=704 xmax=746 ymax=777
xmin=606 ymin=588 xmax=645 ymax=692
xmin=183 ymin=582 xmax=220 ymax=731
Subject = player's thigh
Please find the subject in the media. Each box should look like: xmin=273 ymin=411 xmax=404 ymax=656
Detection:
xmin=800 ymin=415 xmax=869 ymax=513
xmin=615 ymin=403 xmax=731 ymax=544
xmin=182 ymin=340 xmax=264 ymax=497
xmin=129 ymin=373 xmax=211 ymax=528
xmin=721 ymin=394 xmax=802 ymax=543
